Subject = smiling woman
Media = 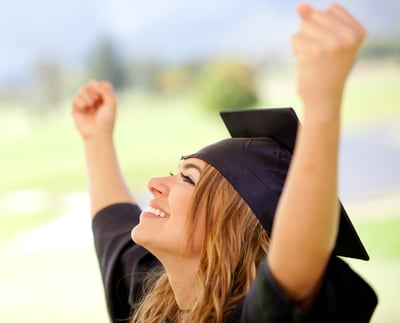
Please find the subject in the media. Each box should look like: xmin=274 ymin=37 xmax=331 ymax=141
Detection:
xmin=71 ymin=3 xmax=377 ymax=323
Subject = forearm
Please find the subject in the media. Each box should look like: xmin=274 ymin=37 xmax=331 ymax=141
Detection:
xmin=267 ymin=2 xmax=367 ymax=301
xmin=282 ymin=105 xmax=341 ymax=252
xmin=269 ymin=100 xmax=341 ymax=300
xmin=83 ymin=135 xmax=135 ymax=217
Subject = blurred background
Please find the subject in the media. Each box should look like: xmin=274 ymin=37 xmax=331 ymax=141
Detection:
xmin=0 ymin=0 xmax=399 ymax=322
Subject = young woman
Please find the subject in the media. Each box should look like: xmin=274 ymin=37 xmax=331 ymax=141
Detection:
xmin=71 ymin=3 xmax=377 ymax=322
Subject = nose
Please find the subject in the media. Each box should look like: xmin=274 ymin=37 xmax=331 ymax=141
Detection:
xmin=148 ymin=176 xmax=169 ymax=196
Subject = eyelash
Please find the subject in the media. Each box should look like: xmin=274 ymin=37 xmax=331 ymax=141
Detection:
xmin=169 ymin=171 xmax=195 ymax=186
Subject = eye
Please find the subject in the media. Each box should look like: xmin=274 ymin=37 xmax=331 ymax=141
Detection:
xmin=170 ymin=171 xmax=196 ymax=186
xmin=180 ymin=172 xmax=195 ymax=186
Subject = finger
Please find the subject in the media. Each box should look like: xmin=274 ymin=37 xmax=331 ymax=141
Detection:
xmin=99 ymin=81 xmax=116 ymax=109
xmin=298 ymin=15 xmax=335 ymax=43
xmin=299 ymin=4 xmax=366 ymax=43
xmin=99 ymin=81 xmax=114 ymax=96
xmin=297 ymin=7 xmax=364 ymax=52
xmin=78 ymin=90 xmax=97 ymax=109
xmin=291 ymin=33 xmax=319 ymax=60
xmin=304 ymin=9 xmax=343 ymax=33
xmin=84 ymin=83 xmax=103 ymax=106
xmin=324 ymin=5 xmax=366 ymax=47
xmin=72 ymin=96 xmax=90 ymax=112
xmin=73 ymin=86 xmax=100 ymax=111
xmin=297 ymin=13 xmax=344 ymax=55
xmin=328 ymin=3 xmax=366 ymax=38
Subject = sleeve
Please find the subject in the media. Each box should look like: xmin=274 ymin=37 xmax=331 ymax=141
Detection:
xmin=92 ymin=203 xmax=161 ymax=322
xmin=241 ymin=256 xmax=378 ymax=323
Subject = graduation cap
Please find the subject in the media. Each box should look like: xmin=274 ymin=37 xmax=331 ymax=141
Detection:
xmin=184 ymin=107 xmax=369 ymax=260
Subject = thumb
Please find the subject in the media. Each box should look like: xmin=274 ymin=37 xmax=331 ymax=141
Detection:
xmin=98 ymin=81 xmax=117 ymax=110
xmin=297 ymin=3 xmax=313 ymax=20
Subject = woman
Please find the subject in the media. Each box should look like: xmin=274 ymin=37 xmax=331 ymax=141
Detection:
xmin=71 ymin=3 xmax=377 ymax=322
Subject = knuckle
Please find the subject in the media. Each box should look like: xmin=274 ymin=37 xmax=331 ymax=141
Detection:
xmin=74 ymin=98 xmax=83 ymax=109
xmin=325 ymin=37 xmax=341 ymax=53
xmin=309 ymin=43 xmax=325 ymax=58
xmin=337 ymin=28 xmax=362 ymax=50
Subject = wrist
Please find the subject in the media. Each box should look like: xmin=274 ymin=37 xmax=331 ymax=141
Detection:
xmin=82 ymin=130 xmax=114 ymax=144
xmin=301 ymin=92 xmax=343 ymax=124
xmin=82 ymin=133 xmax=115 ymax=155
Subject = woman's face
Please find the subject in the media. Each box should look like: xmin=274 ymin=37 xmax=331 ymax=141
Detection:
xmin=131 ymin=158 xmax=206 ymax=261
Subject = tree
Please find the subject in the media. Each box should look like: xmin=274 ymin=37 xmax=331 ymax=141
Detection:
xmin=360 ymin=36 xmax=400 ymax=60
xmin=196 ymin=59 xmax=259 ymax=112
xmin=87 ymin=38 xmax=127 ymax=90
xmin=32 ymin=58 xmax=63 ymax=112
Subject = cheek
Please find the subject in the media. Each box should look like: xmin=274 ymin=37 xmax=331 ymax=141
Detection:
xmin=186 ymin=210 xmax=207 ymax=255
xmin=190 ymin=226 xmax=205 ymax=255
xmin=170 ymin=189 xmax=193 ymax=221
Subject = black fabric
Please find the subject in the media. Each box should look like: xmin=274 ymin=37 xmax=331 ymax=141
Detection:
xmin=220 ymin=108 xmax=298 ymax=153
xmin=92 ymin=203 xmax=377 ymax=323
xmin=92 ymin=203 xmax=160 ymax=321
xmin=305 ymin=257 xmax=378 ymax=322
xmin=241 ymin=258 xmax=378 ymax=323
xmin=184 ymin=138 xmax=290 ymax=241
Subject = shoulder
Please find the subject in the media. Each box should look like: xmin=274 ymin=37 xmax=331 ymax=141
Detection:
xmin=93 ymin=202 xmax=142 ymax=229
xmin=239 ymin=257 xmax=377 ymax=323
xmin=91 ymin=203 xmax=162 ymax=320
xmin=309 ymin=257 xmax=378 ymax=321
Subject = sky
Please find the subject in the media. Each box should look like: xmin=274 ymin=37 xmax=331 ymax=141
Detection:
xmin=1 ymin=0 xmax=399 ymax=85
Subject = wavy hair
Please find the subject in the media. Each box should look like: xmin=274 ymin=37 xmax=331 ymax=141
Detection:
xmin=131 ymin=163 xmax=269 ymax=322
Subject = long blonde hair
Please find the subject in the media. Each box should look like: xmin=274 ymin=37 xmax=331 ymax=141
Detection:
xmin=131 ymin=164 xmax=269 ymax=322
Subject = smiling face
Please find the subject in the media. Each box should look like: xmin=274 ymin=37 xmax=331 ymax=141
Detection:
xmin=131 ymin=158 xmax=206 ymax=263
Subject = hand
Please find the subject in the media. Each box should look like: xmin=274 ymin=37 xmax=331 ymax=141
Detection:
xmin=71 ymin=80 xmax=117 ymax=140
xmin=292 ymin=3 xmax=366 ymax=113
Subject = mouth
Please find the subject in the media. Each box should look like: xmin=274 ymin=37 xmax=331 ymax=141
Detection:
xmin=143 ymin=206 xmax=168 ymax=218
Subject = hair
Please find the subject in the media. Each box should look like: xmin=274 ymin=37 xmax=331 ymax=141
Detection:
xmin=131 ymin=163 xmax=270 ymax=322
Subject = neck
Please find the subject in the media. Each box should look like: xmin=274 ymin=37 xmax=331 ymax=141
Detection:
xmin=161 ymin=255 xmax=199 ymax=310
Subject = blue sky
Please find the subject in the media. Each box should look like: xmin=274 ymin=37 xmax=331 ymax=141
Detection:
xmin=1 ymin=0 xmax=399 ymax=85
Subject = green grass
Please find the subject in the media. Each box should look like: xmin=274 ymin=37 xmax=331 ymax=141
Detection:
xmin=1 ymin=59 xmax=399 ymax=195
xmin=349 ymin=218 xmax=400 ymax=322
xmin=0 ymin=246 xmax=109 ymax=323
xmin=0 ymin=94 xmax=227 ymax=194
xmin=353 ymin=218 xmax=400 ymax=260
xmin=262 ymin=59 xmax=400 ymax=127
xmin=0 ymin=208 xmax=58 ymax=241
xmin=0 ymin=94 xmax=229 ymax=240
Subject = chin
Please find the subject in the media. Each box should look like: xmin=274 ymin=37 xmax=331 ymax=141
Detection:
xmin=131 ymin=224 xmax=145 ymax=245
xmin=131 ymin=224 xmax=156 ymax=251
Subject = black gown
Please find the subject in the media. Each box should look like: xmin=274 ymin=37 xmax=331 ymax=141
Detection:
xmin=92 ymin=203 xmax=378 ymax=323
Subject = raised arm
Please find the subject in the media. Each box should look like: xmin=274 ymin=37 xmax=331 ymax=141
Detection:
xmin=268 ymin=3 xmax=366 ymax=302
xmin=71 ymin=81 xmax=135 ymax=217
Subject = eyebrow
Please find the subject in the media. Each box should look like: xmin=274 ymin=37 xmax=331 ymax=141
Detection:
xmin=180 ymin=162 xmax=202 ymax=174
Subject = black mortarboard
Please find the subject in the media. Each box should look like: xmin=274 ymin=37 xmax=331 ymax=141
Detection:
xmin=184 ymin=107 xmax=369 ymax=260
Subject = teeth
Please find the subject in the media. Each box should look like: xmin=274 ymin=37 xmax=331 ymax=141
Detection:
xmin=146 ymin=206 xmax=167 ymax=218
